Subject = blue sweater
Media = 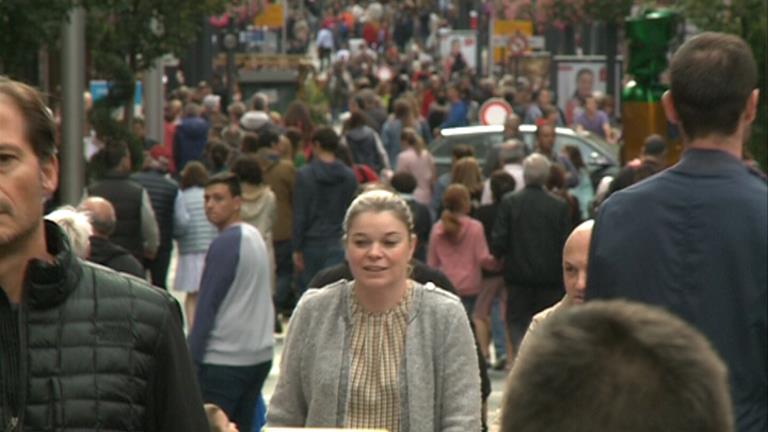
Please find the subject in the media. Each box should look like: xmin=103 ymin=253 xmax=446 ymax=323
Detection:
xmin=188 ymin=223 xmax=274 ymax=366
xmin=440 ymin=100 xmax=469 ymax=129
xmin=292 ymin=159 xmax=358 ymax=251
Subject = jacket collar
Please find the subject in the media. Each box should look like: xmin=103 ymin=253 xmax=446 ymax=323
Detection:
xmin=673 ymin=148 xmax=749 ymax=177
xmin=24 ymin=221 xmax=82 ymax=310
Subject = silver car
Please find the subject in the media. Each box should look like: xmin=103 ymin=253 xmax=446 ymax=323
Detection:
xmin=428 ymin=124 xmax=620 ymax=183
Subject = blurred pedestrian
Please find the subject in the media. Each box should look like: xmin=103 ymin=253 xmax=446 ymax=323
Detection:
xmin=173 ymin=161 xmax=217 ymax=327
xmin=587 ymin=32 xmax=766 ymax=432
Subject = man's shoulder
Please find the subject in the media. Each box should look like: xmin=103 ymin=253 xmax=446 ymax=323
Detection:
xmin=80 ymin=260 xmax=173 ymax=309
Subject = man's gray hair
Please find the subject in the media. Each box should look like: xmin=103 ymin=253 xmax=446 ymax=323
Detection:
xmin=523 ymin=153 xmax=551 ymax=186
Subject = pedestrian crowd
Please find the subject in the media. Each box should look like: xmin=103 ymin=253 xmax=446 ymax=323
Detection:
xmin=0 ymin=25 xmax=765 ymax=432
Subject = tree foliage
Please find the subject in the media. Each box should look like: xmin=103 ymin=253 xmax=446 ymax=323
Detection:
xmin=677 ymin=0 xmax=767 ymax=169
xmin=0 ymin=0 xmax=75 ymax=80
xmin=82 ymin=0 xmax=226 ymax=174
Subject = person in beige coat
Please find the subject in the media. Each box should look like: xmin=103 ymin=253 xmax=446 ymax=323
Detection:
xmin=232 ymin=155 xmax=277 ymax=291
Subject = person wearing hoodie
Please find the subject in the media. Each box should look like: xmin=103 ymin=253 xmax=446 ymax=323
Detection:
xmin=173 ymin=103 xmax=210 ymax=172
xmin=428 ymin=184 xmax=499 ymax=318
xmin=342 ymin=110 xmax=389 ymax=174
xmin=292 ymin=127 xmax=358 ymax=296
xmin=231 ymin=155 xmax=277 ymax=295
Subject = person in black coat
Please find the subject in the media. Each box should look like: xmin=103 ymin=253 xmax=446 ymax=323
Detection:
xmin=491 ymin=153 xmax=570 ymax=353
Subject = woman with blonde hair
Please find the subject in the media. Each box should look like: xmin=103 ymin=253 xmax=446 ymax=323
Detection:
xmin=395 ymin=127 xmax=436 ymax=206
xmin=428 ymin=184 xmax=500 ymax=317
xmin=268 ymin=190 xmax=481 ymax=431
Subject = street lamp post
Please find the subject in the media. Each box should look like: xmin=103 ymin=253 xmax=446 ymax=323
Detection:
xmin=60 ymin=4 xmax=86 ymax=206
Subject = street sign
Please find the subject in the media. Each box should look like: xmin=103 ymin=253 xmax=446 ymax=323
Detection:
xmin=479 ymin=98 xmax=513 ymax=126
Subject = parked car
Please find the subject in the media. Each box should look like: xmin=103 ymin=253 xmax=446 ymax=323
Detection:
xmin=429 ymin=124 xmax=620 ymax=187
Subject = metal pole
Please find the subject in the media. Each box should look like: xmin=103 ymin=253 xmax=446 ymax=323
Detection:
xmin=144 ymin=58 xmax=164 ymax=144
xmin=60 ymin=5 xmax=86 ymax=206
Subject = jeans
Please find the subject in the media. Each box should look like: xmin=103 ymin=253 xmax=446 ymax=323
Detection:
xmin=490 ymin=297 xmax=507 ymax=359
xmin=297 ymin=242 xmax=345 ymax=296
xmin=198 ymin=361 xmax=272 ymax=432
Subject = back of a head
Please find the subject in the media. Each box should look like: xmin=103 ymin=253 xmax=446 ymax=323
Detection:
xmin=99 ymin=141 xmax=129 ymax=172
xmin=208 ymin=139 xmax=230 ymax=170
xmin=252 ymin=93 xmax=268 ymax=111
xmin=441 ymin=183 xmax=470 ymax=238
xmin=180 ymin=161 xmax=209 ymax=189
xmin=451 ymin=144 xmax=475 ymax=162
xmin=522 ymin=153 xmax=551 ymax=187
xmin=184 ymin=103 xmax=201 ymax=118
xmin=231 ymin=155 xmax=263 ymax=186
xmin=499 ymin=139 xmax=525 ymax=165
xmin=669 ymin=32 xmax=757 ymax=140
xmin=502 ymin=300 xmax=733 ymax=432
xmin=78 ymin=197 xmax=117 ymax=238
xmin=390 ymin=171 xmax=418 ymax=194
xmin=312 ymin=127 xmax=340 ymax=153
xmin=490 ymin=170 xmax=516 ymax=203
xmin=451 ymin=157 xmax=483 ymax=195
xmin=642 ymin=134 xmax=667 ymax=157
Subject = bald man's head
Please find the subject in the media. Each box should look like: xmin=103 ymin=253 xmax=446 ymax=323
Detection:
xmin=78 ymin=197 xmax=116 ymax=238
xmin=563 ymin=220 xmax=594 ymax=304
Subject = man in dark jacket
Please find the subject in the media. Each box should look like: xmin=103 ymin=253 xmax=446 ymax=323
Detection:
xmin=0 ymin=77 xmax=208 ymax=431
xmin=491 ymin=153 xmax=570 ymax=354
xmin=132 ymin=152 xmax=180 ymax=288
xmin=173 ymin=103 xmax=209 ymax=172
xmin=587 ymin=33 xmax=766 ymax=432
xmin=87 ymin=142 xmax=159 ymax=264
xmin=292 ymin=127 xmax=358 ymax=295
xmin=79 ymin=197 xmax=145 ymax=278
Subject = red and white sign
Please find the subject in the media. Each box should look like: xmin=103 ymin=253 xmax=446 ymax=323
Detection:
xmin=479 ymin=98 xmax=514 ymax=126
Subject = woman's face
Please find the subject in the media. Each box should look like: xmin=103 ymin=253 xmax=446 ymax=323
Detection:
xmin=345 ymin=210 xmax=415 ymax=291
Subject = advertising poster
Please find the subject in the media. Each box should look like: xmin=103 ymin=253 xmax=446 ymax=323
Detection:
xmin=553 ymin=56 xmax=623 ymax=123
xmin=439 ymin=30 xmax=478 ymax=71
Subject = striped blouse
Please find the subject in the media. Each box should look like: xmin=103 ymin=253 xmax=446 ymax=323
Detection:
xmin=345 ymin=284 xmax=413 ymax=432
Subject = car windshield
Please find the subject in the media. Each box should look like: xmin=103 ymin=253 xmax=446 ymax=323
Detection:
xmin=430 ymin=133 xmax=505 ymax=160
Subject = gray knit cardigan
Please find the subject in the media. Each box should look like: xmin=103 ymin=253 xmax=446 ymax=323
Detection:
xmin=266 ymin=279 xmax=482 ymax=431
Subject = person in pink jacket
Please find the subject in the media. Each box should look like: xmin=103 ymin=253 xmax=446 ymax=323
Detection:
xmin=428 ymin=184 xmax=500 ymax=317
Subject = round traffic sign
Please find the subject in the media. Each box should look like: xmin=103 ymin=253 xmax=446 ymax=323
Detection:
xmin=479 ymin=98 xmax=514 ymax=126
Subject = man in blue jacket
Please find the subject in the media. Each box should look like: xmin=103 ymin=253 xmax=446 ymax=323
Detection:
xmin=587 ymin=32 xmax=766 ymax=432
xmin=292 ymin=127 xmax=358 ymax=295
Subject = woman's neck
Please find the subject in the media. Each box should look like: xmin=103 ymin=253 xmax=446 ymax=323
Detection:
xmin=354 ymin=279 xmax=410 ymax=313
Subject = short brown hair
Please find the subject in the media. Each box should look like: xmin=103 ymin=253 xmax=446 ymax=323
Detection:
xmin=180 ymin=161 xmax=209 ymax=189
xmin=669 ymin=32 xmax=757 ymax=140
xmin=502 ymin=300 xmax=733 ymax=432
xmin=0 ymin=77 xmax=56 ymax=161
